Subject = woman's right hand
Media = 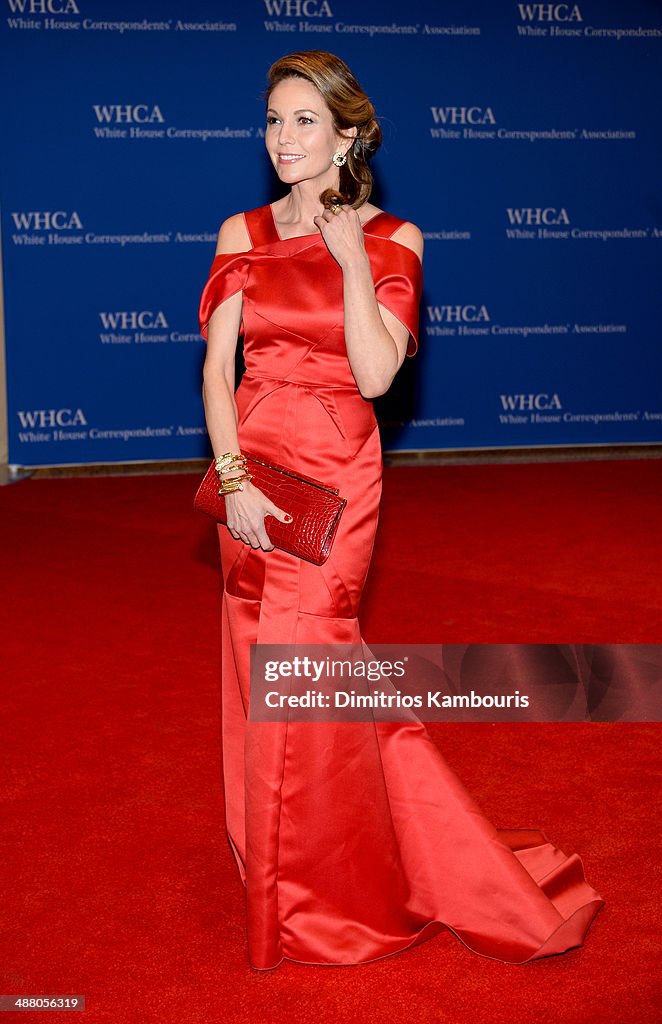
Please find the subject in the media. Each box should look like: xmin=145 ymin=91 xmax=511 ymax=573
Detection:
xmin=224 ymin=481 xmax=292 ymax=550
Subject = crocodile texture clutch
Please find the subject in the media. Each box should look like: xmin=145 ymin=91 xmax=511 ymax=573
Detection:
xmin=193 ymin=449 xmax=347 ymax=566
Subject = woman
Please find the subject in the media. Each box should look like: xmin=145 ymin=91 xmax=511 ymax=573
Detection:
xmin=198 ymin=50 xmax=604 ymax=970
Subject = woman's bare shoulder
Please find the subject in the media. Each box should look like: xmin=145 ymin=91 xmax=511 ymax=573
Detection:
xmin=215 ymin=212 xmax=252 ymax=255
xmin=390 ymin=220 xmax=424 ymax=263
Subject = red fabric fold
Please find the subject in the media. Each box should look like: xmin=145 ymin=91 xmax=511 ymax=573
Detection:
xmin=373 ymin=241 xmax=424 ymax=355
xmin=198 ymin=252 xmax=249 ymax=339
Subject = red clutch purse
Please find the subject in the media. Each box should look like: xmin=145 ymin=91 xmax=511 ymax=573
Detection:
xmin=193 ymin=449 xmax=347 ymax=566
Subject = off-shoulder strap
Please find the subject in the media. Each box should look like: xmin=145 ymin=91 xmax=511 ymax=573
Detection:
xmin=372 ymin=241 xmax=423 ymax=358
xmin=365 ymin=212 xmax=422 ymax=356
xmin=365 ymin=211 xmax=408 ymax=239
xmin=198 ymin=252 xmax=249 ymax=339
xmin=243 ymin=205 xmax=278 ymax=249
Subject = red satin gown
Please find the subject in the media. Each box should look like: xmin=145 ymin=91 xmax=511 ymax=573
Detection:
xmin=198 ymin=203 xmax=605 ymax=970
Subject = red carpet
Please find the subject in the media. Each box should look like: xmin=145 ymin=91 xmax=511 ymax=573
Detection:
xmin=1 ymin=459 xmax=660 ymax=1023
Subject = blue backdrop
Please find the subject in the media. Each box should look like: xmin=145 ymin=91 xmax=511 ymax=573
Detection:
xmin=1 ymin=0 xmax=661 ymax=467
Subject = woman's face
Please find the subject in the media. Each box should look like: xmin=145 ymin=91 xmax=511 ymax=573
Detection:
xmin=265 ymin=77 xmax=351 ymax=188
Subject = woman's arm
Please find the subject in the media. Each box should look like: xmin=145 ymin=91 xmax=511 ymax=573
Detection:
xmin=201 ymin=216 xmax=245 ymax=467
xmin=314 ymin=208 xmax=424 ymax=399
xmin=201 ymin=217 xmax=291 ymax=549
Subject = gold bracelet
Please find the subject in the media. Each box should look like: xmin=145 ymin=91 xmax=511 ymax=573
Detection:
xmin=217 ymin=471 xmax=253 ymax=495
xmin=215 ymin=452 xmax=247 ymax=476
xmin=218 ymin=462 xmax=248 ymax=476
xmin=214 ymin=451 xmax=244 ymax=466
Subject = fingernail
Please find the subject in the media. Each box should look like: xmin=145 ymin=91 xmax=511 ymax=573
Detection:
xmin=284 ymin=515 xmax=293 ymax=522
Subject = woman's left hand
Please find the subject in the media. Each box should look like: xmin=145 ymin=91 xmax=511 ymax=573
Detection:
xmin=313 ymin=205 xmax=368 ymax=270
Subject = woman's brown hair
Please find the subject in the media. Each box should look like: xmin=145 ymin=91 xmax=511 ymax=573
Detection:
xmin=264 ymin=50 xmax=382 ymax=211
